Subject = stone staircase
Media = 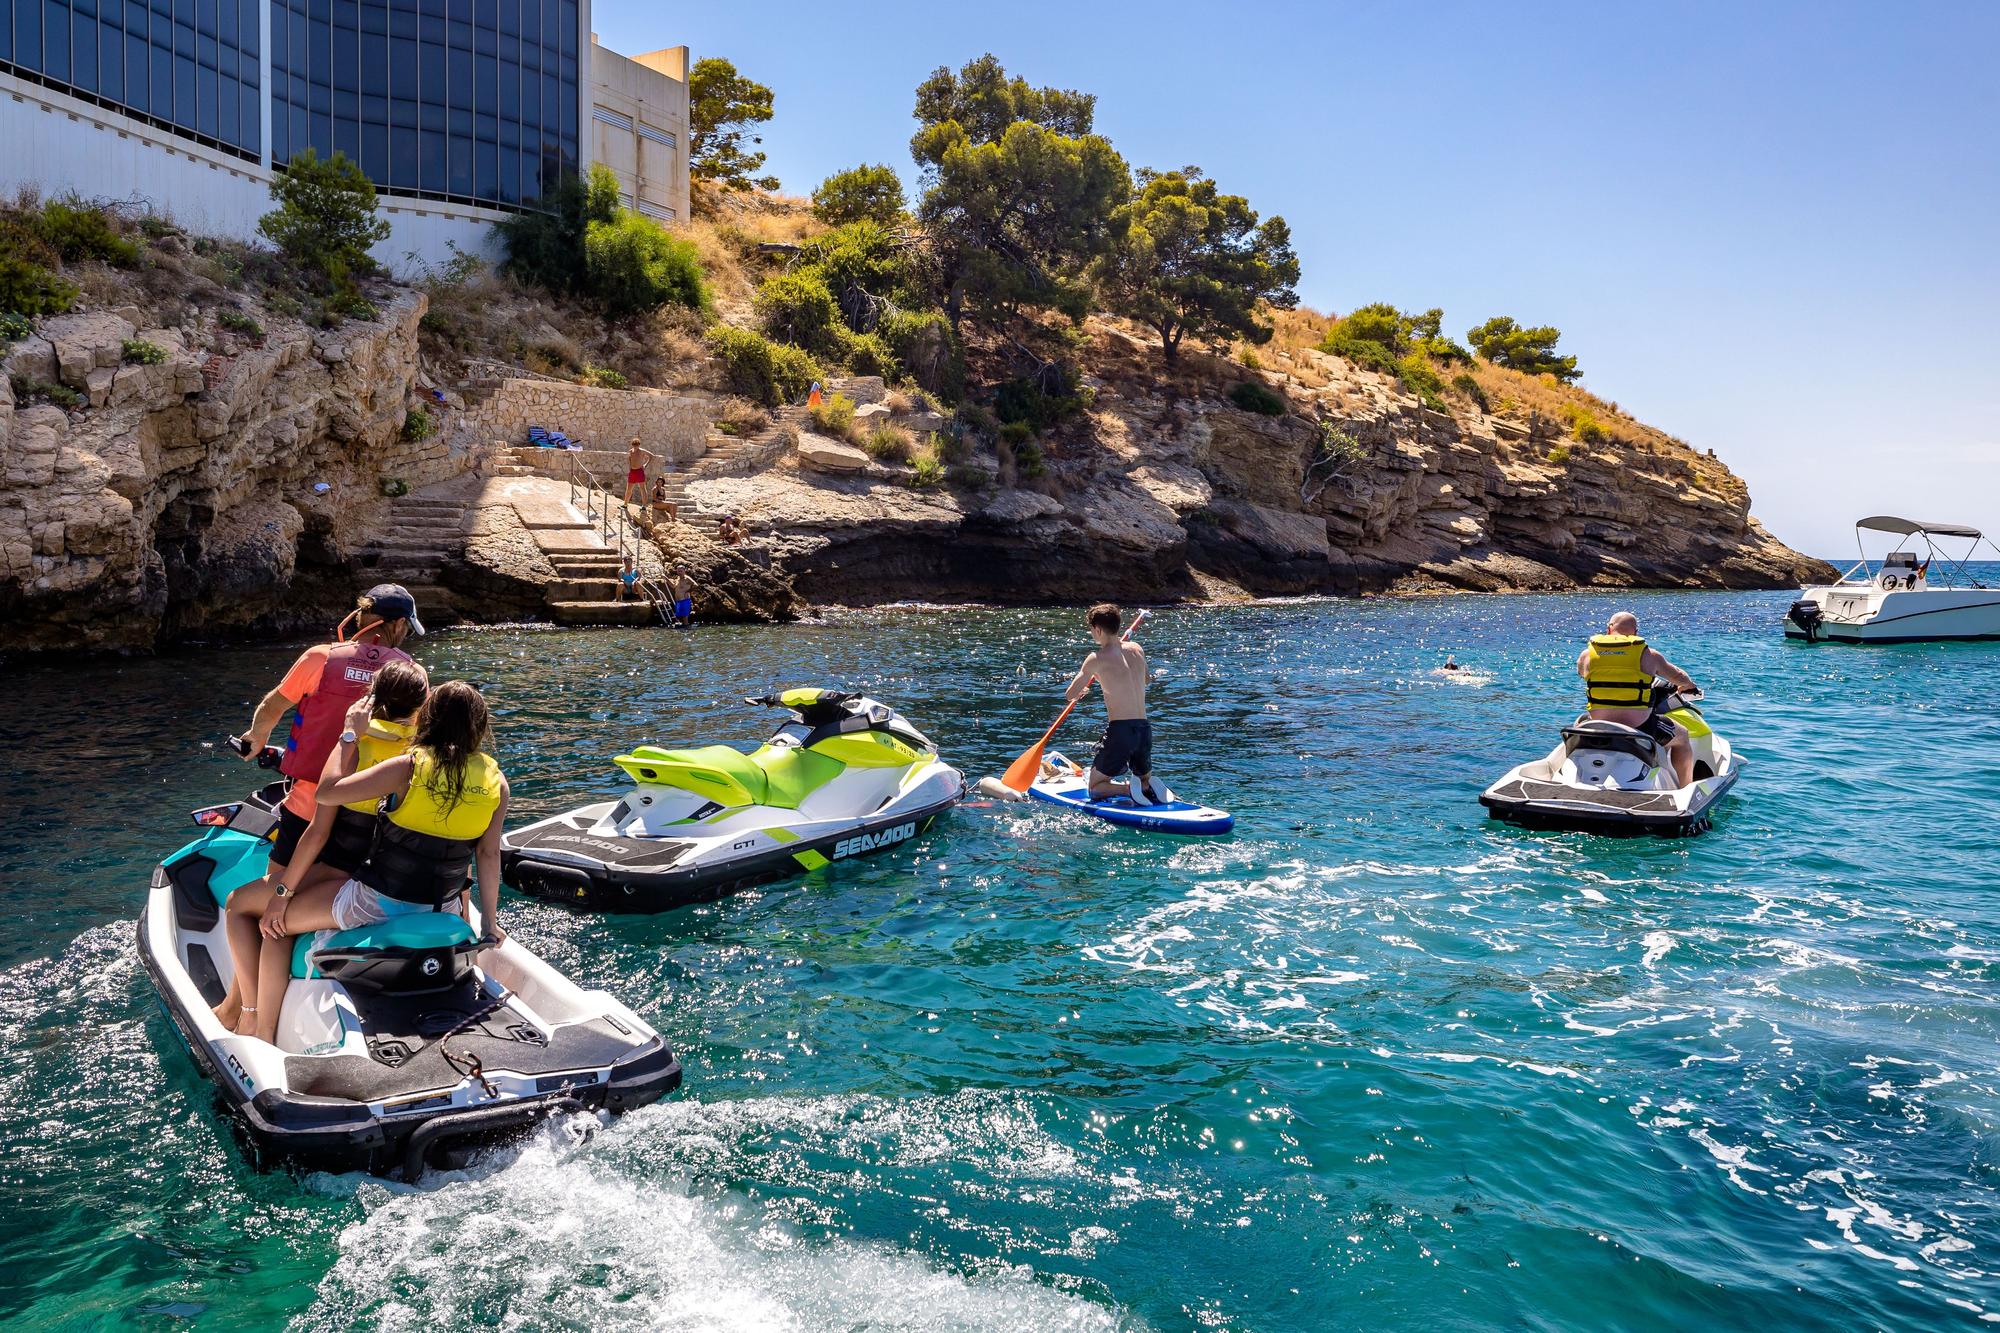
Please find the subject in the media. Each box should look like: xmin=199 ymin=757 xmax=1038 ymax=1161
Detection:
xmin=509 ymin=485 xmax=662 ymax=627
xmin=353 ymin=495 xmax=471 ymax=625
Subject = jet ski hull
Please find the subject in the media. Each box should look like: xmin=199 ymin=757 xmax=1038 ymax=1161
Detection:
xmin=1479 ymin=765 xmax=1739 ymax=836
xmin=140 ymin=817 xmax=680 ymax=1180
xmin=503 ymin=784 xmax=961 ymax=914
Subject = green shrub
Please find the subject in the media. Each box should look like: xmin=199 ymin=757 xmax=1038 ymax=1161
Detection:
xmin=328 ymin=288 xmax=378 ymax=320
xmin=0 ymin=311 xmax=30 ymax=341
xmin=1560 ymin=402 xmax=1609 ymax=443
xmin=584 ymin=211 xmax=709 ymax=316
xmin=584 ymin=365 xmax=629 ymax=389
xmin=258 ymin=148 xmax=390 ymax=287
xmin=1317 ymin=330 xmax=1397 ymax=374
xmin=495 ymin=167 xmax=620 ymax=298
xmin=995 ymin=371 xmax=1084 ymax=432
xmin=811 ymin=163 xmax=907 ymax=227
xmin=837 ymin=329 xmax=896 ymax=378
xmin=0 ymin=218 xmax=78 ymax=317
xmin=1413 ymin=334 xmax=1470 ymax=364
xmin=1014 ymin=439 xmax=1047 ymax=479
xmin=1450 ymin=371 xmax=1488 ymax=411
xmin=809 ymin=391 xmax=858 ymax=438
xmin=1237 ymin=348 xmax=1262 ymax=370
xmin=931 ymin=428 xmax=969 ymax=463
xmin=876 ymin=309 xmax=962 ymax=402
xmin=1547 ymin=443 xmax=1572 ymax=465
xmin=957 ymin=402 xmax=1000 ymax=442
xmin=37 ymin=197 xmax=142 ymax=265
xmin=754 ymin=270 xmax=842 ymax=355
xmin=709 ymin=326 xmax=819 ymax=407
xmin=10 ymin=375 xmax=84 ymax=409
xmin=266 ymin=292 xmax=302 ymax=317
xmin=379 ymin=477 xmax=410 ymax=497
xmin=998 ymin=420 xmax=1035 ymax=446
xmin=910 ymin=451 xmax=946 ymax=488
xmin=946 ymin=462 xmax=990 ymax=490
xmin=1395 ymin=355 xmax=1446 ymax=410
xmin=121 ymin=338 xmax=167 ymax=365
xmin=1468 ymin=315 xmax=1581 ymax=382
xmin=1227 ymin=380 xmax=1286 ymax=415
xmin=863 ymin=423 xmax=914 ymax=462
xmin=401 ymin=408 xmax=436 ymax=441
xmin=217 ymin=309 xmax=265 ymax=341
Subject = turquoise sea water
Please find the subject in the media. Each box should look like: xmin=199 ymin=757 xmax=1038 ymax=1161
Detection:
xmin=3 ymin=589 xmax=2000 ymax=1331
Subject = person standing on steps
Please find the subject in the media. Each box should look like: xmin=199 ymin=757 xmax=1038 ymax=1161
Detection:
xmin=665 ymin=567 xmax=696 ymax=628
xmin=1065 ymin=603 xmax=1169 ymax=805
xmin=624 ymin=437 xmax=658 ymax=508
xmin=1577 ymin=610 xmax=1701 ymax=788
xmin=211 ymin=584 xmax=423 ymax=1032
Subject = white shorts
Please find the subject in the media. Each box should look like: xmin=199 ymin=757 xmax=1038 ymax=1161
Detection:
xmin=329 ymin=878 xmax=440 ymax=931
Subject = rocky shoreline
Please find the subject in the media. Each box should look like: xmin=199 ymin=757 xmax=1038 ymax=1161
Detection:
xmin=1 ymin=280 xmax=1830 ymax=657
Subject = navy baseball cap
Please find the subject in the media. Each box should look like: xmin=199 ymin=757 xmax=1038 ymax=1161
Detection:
xmin=364 ymin=583 xmax=426 ymax=636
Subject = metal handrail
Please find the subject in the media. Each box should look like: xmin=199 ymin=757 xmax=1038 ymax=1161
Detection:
xmin=565 ymin=452 xmax=643 ymax=570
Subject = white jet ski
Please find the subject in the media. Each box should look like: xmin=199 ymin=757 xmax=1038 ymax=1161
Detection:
xmin=1479 ymin=688 xmax=1742 ymax=836
xmin=139 ymin=771 xmax=682 ymax=1179
xmin=502 ymin=689 xmax=964 ymax=913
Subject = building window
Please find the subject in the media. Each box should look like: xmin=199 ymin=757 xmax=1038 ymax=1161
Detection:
xmin=2 ymin=0 xmax=260 ymax=157
xmin=269 ymin=0 xmax=576 ymax=210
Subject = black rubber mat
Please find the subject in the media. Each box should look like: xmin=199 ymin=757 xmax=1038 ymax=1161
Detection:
xmin=1494 ymin=779 xmax=1680 ymax=812
xmin=283 ymin=986 xmax=642 ymax=1102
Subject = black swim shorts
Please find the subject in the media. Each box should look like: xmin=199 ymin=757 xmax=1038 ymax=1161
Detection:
xmin=268 ymin=804 xmax=373 ymax=875
xmin=1091 ymin=719 xmax=1154 ymax=778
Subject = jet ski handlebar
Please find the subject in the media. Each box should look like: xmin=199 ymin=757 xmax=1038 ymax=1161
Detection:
xmin=225 ymin=736 xmax=287 ymax=769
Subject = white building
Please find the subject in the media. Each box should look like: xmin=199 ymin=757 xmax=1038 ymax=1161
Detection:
xmin=0 ymin=1 xmax=690 ymax=271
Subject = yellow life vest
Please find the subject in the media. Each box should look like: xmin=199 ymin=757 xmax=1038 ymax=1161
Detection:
xmin=389 ymin=747 xmax=505 ymax=840
xmin=344 ymin=718 xmax=416 ymax=814
xmin=1583 ymin=634 xmax=1654 ymax=708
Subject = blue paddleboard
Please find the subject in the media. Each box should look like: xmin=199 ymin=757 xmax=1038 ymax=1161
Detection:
xmin=1027 ymin=754 xmax=1233 ymax=835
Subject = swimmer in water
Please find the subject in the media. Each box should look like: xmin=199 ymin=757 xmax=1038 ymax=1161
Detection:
xmin=1443 ymin=656 xmax=1462 ymax=672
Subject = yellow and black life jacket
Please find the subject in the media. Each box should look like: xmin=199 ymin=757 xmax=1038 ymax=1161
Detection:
xmin=1583 ymin=634 xmax=1655 ymax=709
xmin=360 ymin=748 xmax=504 ymax=906
xmin=343 ymin=718 xmax=416 ymax=814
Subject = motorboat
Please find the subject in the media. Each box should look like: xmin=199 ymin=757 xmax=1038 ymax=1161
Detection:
xmin=502 ymin=689 xmax=964 ymax=913
xmin=139 ymin=773 xmax=682 ymax=1179
xmin=1479 ymin=687 xmax=1742 ymax=835
xmin=1786 ymin=517 xmax=2000 ymax=643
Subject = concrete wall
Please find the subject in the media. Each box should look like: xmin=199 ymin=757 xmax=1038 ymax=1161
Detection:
xmin=451 ymin=378 xmax=713 ymax=463
xmin=588 ymin=38 xmax=691 ymax=224
xmin=2 ymin=72 xmax=504 ymax=274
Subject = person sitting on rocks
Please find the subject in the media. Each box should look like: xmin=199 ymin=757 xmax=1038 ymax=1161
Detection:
xmin=650 ymin=477 xmax=678 ymax=525
xmin=719 ymin=514 xmax=747 ymax=546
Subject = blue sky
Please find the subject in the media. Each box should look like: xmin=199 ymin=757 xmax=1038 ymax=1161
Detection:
xmin=595 ymin=1 xmax=2000 ymax=556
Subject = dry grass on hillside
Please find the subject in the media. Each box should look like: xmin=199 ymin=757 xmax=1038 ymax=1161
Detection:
xmin=683 ymin=191 xmax=826 ymax=321
xmin=417 ymin=266 xmax=715 ymax=393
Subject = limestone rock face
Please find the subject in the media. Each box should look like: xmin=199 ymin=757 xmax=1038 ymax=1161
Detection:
xmin=796 ymin=433 xmax=870 ymax=475
xmin=1 ymin=290 xmax=430 ymax=651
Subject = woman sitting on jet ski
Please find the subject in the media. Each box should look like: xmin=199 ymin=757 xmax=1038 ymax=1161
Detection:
xmin=260 ymin=680 xmax=513 ymax=1035
xmin=220 ymin=660 xmax=430 ymax=1042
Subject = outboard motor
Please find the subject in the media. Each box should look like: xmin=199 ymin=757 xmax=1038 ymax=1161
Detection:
xmin=1788 ymin=598 xmax=1825 ymax=642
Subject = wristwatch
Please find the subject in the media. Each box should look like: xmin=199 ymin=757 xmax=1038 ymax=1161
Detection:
xmin=339 ymin=728 xmax=359 ymax=744
xmin=274 ymin=883 xmax=291 ymax=899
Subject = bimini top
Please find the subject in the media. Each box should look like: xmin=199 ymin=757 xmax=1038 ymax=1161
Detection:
xmin=1857 ymin=516 xmax=1983 ymax=540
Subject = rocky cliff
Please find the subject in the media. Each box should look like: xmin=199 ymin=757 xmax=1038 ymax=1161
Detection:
xmin=1 ymin=275 xmax=1826 ymax=654
xmin=688 ymin=323 xmax=1828 ymax=606
xmin=1 ymin=292 xmax=433 ymax=652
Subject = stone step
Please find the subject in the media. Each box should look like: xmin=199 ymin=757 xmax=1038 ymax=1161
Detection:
xmin=395 ymin=499 xmax=467 ymax=513
xmin=546 ymin=599 xmax=661 ymax=626
xmin=364 ymin=539 xmax=457 ymax=556
xmin=551 ymin=577 xmax=623 ymax=599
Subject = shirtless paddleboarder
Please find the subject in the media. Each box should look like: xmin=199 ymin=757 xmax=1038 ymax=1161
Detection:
xmin=1064 ymin=603 xmax=1169 ymax=804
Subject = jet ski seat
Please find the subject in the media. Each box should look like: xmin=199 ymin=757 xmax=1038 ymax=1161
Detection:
xmin=290 ymin=911 xmax=476 ymax=978
xmin=613 ymin=743 xmax=844 ymax=810
xmin=1560 ymin=719 xmax=1665 ymax=765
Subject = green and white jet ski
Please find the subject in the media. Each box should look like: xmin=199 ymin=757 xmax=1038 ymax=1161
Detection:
xmin=502 ymin=689 xmax=964 ymax=913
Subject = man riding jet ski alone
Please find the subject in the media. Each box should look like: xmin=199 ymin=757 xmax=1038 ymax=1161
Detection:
xmin=1576 ymin=611 xmax=1702 ymax=788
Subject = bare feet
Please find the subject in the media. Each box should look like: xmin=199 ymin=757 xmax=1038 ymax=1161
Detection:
xmin=212 ymin=996 xmax=241 ymax=1029
xmin=230 ymin=1007 xmax=259 ymax=1038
